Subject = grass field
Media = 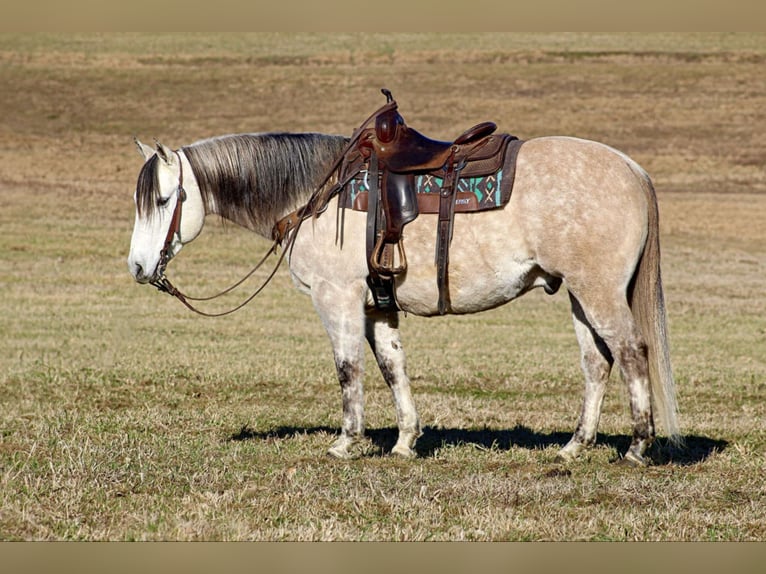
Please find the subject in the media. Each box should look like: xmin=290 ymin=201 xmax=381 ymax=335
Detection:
xmin=1 ymin=33 xmax=765 ymax=541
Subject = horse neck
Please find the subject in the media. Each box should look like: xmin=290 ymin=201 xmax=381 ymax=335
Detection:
xmin=213 ymin=189 xmax=315 ymax=239
xmin=181 ymin=134 xmax=344 ymax=240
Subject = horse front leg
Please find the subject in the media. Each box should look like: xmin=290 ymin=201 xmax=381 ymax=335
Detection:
xmin=311 ymin=279 xmax=368 ymax=459
xmin=365 ymin=311 xmax=422 ymax=458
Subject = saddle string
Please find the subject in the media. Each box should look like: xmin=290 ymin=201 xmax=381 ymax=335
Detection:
xmin=273 ymin=96 xmax=399 ymax=242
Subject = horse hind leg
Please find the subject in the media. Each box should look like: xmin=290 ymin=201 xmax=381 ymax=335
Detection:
xmin=617 ymin=331 xmax=656 ymax=466
xmin=557 ymin=293 xmax=614 ymax=463
xmin=365 ymin=311 xmax=422 ymax=458
xmin=565 ymin=289 xmax=656 ymax=466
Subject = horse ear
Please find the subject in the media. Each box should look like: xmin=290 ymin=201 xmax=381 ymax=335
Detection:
xmin=154 ymin=141 xmax=176 ymax=165
xmin=134 ymin=137 xmax=155 ymax=160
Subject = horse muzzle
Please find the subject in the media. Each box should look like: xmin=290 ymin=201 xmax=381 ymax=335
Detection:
xmin=128 ymin=256 xmax=163 ymax=285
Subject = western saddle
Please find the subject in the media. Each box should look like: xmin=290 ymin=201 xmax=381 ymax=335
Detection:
xmin=274 ymin=89 xmax=524 ymax=314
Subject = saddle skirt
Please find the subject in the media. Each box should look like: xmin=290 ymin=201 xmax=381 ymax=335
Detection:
xmin=340 ymin=133 xmax=523 ymax=215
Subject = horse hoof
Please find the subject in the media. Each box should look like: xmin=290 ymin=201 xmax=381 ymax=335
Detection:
xmin=327 ymin=445 xmax=354 ymax=459
xmin=391 ymin=444 xmax=417 ymax=458
xmin=555 ymin=447 xmax=580 ymax=464
xmin=617 ymin=451 xmax=647 ymax=467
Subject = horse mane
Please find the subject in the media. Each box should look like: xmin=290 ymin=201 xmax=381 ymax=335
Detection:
xmin=182 ymin=133 xmax=349 ymax=236
xmin=135 ymin=153 xmax=161 ymax=219
xmin=135 ymin=132 xmax=349 ymax=236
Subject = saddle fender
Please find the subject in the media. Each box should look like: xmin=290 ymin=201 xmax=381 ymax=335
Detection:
xmin=381 ymin=170 xmax=419 ymax=241
xmin=368 ymin=170 xmax=417 ymax=283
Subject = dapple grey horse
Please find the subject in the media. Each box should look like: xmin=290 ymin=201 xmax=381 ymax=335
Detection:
xmin=128 ymin=131 xmax=680 ymax=466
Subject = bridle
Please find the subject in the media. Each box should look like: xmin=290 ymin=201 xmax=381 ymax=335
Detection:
xmin=151 ymin=151 xmax=187 ymax=285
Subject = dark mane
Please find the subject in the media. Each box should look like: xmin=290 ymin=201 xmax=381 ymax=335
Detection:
xmin=183 ymin=132 xmax=349 ymax=235
xmin=134 ymin=132 xmax=349 ymax=236
xmin=135 ymin=153 xmax=161 ymax=219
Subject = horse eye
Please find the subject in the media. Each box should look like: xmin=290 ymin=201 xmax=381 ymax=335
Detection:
xmin=157 ymin=196 xmax=170 ymax=207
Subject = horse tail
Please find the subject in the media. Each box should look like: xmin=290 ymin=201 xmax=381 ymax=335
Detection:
xmin=629 ymin=168 xmax=682 ymax=446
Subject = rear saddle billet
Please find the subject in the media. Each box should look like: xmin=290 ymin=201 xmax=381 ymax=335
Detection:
xmin=340 ymin=89 xmax=524 ymax=314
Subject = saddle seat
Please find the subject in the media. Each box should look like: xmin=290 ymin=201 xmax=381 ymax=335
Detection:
xmin=363 ymin=89 xmax=498 ymax=173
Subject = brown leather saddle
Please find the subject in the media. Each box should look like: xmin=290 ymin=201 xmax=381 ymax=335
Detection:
xmin=339 ymin=89 xmax=524 ymax=313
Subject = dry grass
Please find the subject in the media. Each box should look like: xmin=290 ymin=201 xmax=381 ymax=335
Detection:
xmin=1 ymin=33 xmax=765 ymax=541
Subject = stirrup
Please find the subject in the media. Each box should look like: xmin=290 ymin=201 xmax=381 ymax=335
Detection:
xmin=370 ymin=235 xmax=408 ymax=276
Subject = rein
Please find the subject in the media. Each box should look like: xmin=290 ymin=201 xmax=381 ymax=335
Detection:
xmin=150 ymin=243 xmax=286 ymax=317
xmin=150 ymin=96 xmax=397 ymax=317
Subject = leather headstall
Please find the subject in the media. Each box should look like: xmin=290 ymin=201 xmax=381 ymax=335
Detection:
xmin=152 ymin=151 xmax=187 ymax=289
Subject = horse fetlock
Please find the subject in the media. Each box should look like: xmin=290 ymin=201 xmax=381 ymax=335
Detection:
xmin=404 ymin=422 xmax=423 ymax=441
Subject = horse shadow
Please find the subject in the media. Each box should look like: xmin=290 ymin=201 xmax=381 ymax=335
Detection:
xmin=230 ymin=424 xmax=727 ymax=466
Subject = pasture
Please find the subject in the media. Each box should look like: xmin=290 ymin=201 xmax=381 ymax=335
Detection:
xmin=1 ymin=33 xmax=765 ymax=541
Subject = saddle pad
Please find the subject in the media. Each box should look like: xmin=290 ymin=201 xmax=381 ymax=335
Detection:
xmin=343 ymin=138 xmax=523 ymax=214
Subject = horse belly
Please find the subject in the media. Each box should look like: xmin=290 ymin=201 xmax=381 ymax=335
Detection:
xmin=395 ymin=210 xmax=535 ymax=316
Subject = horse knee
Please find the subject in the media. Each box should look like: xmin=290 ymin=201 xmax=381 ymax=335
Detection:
xmin=580 ymin=349 xmax=612 ymax=384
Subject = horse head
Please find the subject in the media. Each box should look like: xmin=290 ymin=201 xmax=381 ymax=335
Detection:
xmin=127 ymin=139 xmax=206 ymax=284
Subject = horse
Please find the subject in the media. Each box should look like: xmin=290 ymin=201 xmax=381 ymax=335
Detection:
xmin=127 ymin=127 xmax=680 ymax=467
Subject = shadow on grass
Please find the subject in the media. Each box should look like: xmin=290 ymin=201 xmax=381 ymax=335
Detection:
xmin=230 ymin=424 xmax=727 ymax=466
